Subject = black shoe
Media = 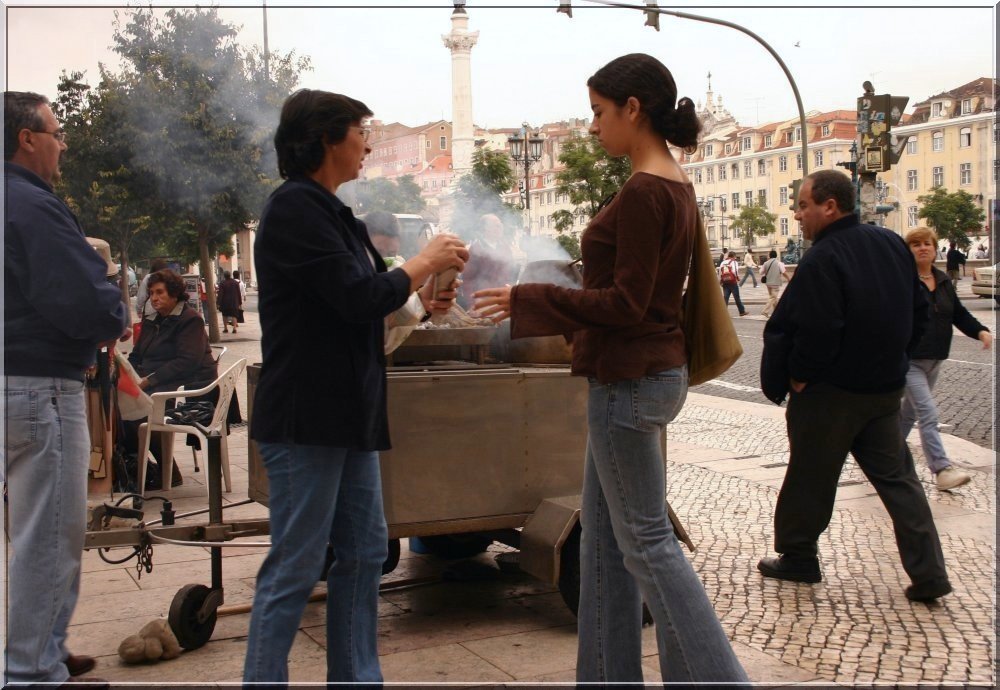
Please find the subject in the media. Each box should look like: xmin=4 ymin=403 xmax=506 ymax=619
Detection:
xmin=905 ymin=577 xmax=952 ymax=602
xmin=64 ymin=654 xmax=96 ymax=677
xmin=757 ymin=555 xmax=822 ymax=583
xmin=171 ymin=465 xmax=184 ymax=487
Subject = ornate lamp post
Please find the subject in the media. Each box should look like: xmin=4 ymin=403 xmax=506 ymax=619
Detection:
xmin=508 ymin=123 xmax=544 ymax=234
xmin=697 ymin=195 xmax=725 ymax=250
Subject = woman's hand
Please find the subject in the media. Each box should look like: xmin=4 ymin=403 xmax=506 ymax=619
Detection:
xmin=400 ymin=233 xmax=469 ymax=294
xmin=472 ymin=286 xmax=512 ymax=324
xmin=978 ymin=331 xmax=993 ymax=350
xmin=419 ymin=277 xmax=461 ymax=317
xmin=138 ymin=377 xmax=150 ymax=390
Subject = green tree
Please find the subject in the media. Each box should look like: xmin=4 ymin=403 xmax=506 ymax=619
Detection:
xmin=555 ymin=135 xmax=631 ymax=220
xmin=356 ymin=175 xmax=426 ymax=215
xmin=555 ymin=232 xmax=582 ymax=261
xmin=728 ymin=201 xmax=778 ymax=250
xmin=452 ymin=147 xmax=518 ymax=239
xmin=917 ymin=187 xmax=985 ymax=248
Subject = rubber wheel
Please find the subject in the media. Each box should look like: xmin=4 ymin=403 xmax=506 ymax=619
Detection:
xmin=557 ymin=524 xmax=652 ymax=625
xmin=318 ymin=539 xmax=401 ymax=581
xmin=168 ymin=584 xmax=217 ymax=650
xmin=416 ymin=533 xmax=494 ymax=559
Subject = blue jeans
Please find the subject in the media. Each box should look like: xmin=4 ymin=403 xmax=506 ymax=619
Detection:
xmin=576 ymin=368 xmax=748 ymax=683
xmin=3 ymin=376 xmax=89 ymax=684
xmin=721 ymin=282 xmax=747 ymax=315
xmin=243 ymin=443 xmax=387 ymax=684
xmin=900 ymin=359 xmax=950 ymax=474
xmin=740 ymin=266 xmax=758 ymax=287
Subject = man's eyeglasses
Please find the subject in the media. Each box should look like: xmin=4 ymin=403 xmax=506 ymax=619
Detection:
xmin=29 ymin=129 xmax=67 ymax=143
xmin=351 ymin=125 xmax=372 ymax=143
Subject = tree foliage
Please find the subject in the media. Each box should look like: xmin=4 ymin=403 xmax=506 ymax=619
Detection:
xmin=917 ymin=187 xmax=985 ymax=248
xmin=356 ymin=175 xmax=426 ymax=215
xmin=452 ymin=147 xmax=518 ymax=240
xmin=554 ymin=135 xmax=631 ymax=220
xmin=728 ymin=201 xmax=778 ymax=250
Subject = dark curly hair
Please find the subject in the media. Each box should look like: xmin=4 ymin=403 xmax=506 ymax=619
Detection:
xmin=274 ymin=89 xmax=373 ymax=178
xmin=806 ymin=170 xmax=855 ymax=214
xmin=147 ymin=269 xmax=188 ymax=303
xmin=586 ymin=53 xmax=701 ymax=149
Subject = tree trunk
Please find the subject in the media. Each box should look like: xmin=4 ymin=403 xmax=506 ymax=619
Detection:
xmin=119 ymin=244 xmax=133 ymax=327
xmin=199 ymin=229 xmax=221 ymax=344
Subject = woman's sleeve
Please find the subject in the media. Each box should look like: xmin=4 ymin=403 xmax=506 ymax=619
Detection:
xmin=145 ymin=317 xmax=209 ymax=390
xmin=950 ymin=282 xmax=989 ymax=339
xmin=510 ymin=183 xmax=668 ymax=338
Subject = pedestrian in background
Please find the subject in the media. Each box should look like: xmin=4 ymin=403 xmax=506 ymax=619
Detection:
xmin=945 ymin=241 xmax=966 ymax=281
xmin=902 ymin=227 xmax=991 ymax=490
xmin=760 ymin=249 xmax=787 ymax=318
xmin=474 ymin=53 xmax=748 ymax=685
xmin=216 ymin=270 xmax=242 ymax=334
xmin=4 ymin=90 xmax=128 ymax=685
xmin=136 ymin=257 xmax=168 ymax=320
xmin=232 ymin=269 xmax=247 ymax=302
xmin=243 ymin=88 xmax=467 ymax=685
xmin=759 ymin=170 xmax=951 ymax=603
xmin=719 ymin=251 xmax=749 ymax=316
xmin=740 ymin=247 xmax=759 ymax=287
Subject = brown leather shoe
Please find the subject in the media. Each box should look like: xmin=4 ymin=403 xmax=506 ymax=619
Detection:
xmin=64 ymin=654 xmax=96 ymax=677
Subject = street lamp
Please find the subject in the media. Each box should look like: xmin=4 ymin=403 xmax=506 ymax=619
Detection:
xmin=508 ymin=123 xmax=544 ymax=234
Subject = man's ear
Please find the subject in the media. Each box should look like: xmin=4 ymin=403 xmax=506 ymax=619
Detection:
xmin=16 ymin=128 xmax=36 ymax=154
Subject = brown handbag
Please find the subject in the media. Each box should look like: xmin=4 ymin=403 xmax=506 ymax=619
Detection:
xmin=682 ymin=215 xmax=743 ymax=385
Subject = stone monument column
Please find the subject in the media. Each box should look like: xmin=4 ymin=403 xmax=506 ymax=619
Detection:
xmin=442 ymin=2 xmax=478 ymax=178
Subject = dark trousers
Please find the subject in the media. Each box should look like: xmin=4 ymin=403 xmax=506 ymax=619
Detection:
xmin=774 ymin=383 xmax=947 ymax=584
xmin=721 ymin=282 xmax=747 ymax=315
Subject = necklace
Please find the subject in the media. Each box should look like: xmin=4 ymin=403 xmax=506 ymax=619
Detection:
xmin=919 ymin=273 xmax=933 ymax=279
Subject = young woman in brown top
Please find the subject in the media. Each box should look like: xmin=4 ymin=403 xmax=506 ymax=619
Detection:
xmin=475 ymin=54 xmax=747 ymax=684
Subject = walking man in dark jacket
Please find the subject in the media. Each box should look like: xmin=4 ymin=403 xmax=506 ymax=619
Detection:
xmin=945 ymin=241 xmax=966 ymax=281
xmin=4 ymin=91 xmax=128 ymax=684
xmin=757 ymin=170 xmax=951 ymax=602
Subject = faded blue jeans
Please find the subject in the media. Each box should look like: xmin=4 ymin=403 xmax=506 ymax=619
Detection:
xmin=3 ymin=376 xmax=90 ymax=685
xmin=900 ymin=359 xmax=950 ymax=474
xmin=576 ymin=367 xmax=748 ymax=684
xmin=243 ymin=443 xmax=387 ymax=684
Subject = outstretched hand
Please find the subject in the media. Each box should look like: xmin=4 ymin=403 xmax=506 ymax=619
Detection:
xmin=472 ymin=285 xmax=512 ymax=324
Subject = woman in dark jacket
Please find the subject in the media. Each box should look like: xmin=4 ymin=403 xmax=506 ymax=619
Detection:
xmin=903 ymin=227 xmax=992 ymax=491
xmin=126 ymin=269 xmax=217 ymax=486
xmin=242 ymin=89 xmax=468 ymax=684
xmin=216 ymin=270 xmax=243 ymax=334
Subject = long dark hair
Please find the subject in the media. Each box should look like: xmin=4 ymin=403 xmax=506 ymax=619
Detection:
xmin=587 ymin=53 xmax=700 ymax=149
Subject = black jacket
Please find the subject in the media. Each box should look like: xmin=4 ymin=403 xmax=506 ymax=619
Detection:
xmin=251 ymin=177 xmax=411 ymax=451
xmin=761 ymin=214 xmax=928 ymax=403
xmin=910 ymin=267 xmax=988 ymax=360
xmin=217 ymin=278 xmax=243 ymax=315
xmin=129 ymin=303 xmax=217 ymax=394
xmin=945 ymin=248 xmax=966 ymax=271
xmin=4 ymin=163 xmax=126 ymax=380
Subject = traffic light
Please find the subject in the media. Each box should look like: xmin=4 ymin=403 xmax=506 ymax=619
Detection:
xmin=789 ymin=179 xmax=803 ymax=211
xmin=857 ymin=93 xmax=908 ymax=172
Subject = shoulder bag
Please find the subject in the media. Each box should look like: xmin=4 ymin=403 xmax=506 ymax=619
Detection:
xmin=682 ymin=215 xmax=743 ymax=385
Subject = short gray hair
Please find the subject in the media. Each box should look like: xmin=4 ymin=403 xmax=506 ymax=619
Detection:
xmin=4 ymin=92 xmax=48 ymax=161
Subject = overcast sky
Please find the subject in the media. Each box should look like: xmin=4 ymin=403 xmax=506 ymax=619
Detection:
xmin=4 ymin=1 xmax=995 ymax=130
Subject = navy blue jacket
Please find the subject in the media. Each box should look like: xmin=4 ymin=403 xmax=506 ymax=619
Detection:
xmin=4 ymin=162 xmax=127 ymax=380
xmin=761 ymin=214 xmax=928 ymax=403
xmin=251 ymin=177 xmax=411 ymax=451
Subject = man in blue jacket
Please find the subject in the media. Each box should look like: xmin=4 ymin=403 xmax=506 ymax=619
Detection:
xmin=4 ymin=91 xmax=127 ymax=685
xmin=758 ymin=170 xmax=950 ymax=602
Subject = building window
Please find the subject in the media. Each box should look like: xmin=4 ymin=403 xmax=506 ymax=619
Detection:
xmin=814 ymin=150 xmax=824 ymax=167
xmin=995 ymin=159 xmax=999 ymax=183
xmin=908 ymin=205 xmax=919 ymax=227
xmin=744 ymin=161 xmax=752 ymax=177
xmin=960 ymin=163 xmax=972 ymax=186
xmin=906 ymin=137 xmax=917 ymax=155
xmin=719 ymin=165 xmax=727 ymax=181
xmin=708 ymin=225 xmax=716 ymax=242
xmin=720 ymin=196 xmax=727 ymax=212
xmin=932 ymin=131 xmax=943 ymax=151
xmin=742 ymin=136 xmax=752 ymax=151
xmin=758 ymin=159 xmax=766 ymax=175
xmin=758 ymin=189 xmax=767 ymax=206
xmin=732 ymin=193 xmax=741 ymax=209
xmin=725 ymin=144 xmax=732 ymax=154
xmin=764 ymin=134 xmax=772 ymax=148
xmin=779 ymin=186 xmax=788 ymax=205
xmin=694 ymin=168 xmax=702 ymax=184
xmin=707 ymin=167 xmax=714 ymax=183
xmin=822 ymin=124 xmax=830 ymax=137
xmin=795 ymin=153 xmax=802 ymax=170
xmin=932 ymin=102 xmax=943 ymax=117
xmin=793 ymin=126 xmax=802 ymax=142
xmin=732 ymin=163 xmax=740 ymax=179
xmin=932 ymin=166 xmax=944 ymax=187
xmin=907 ymin=170 xmax=918 ymax=191
xmin=439 ymin=136 xmax=447 ymax=149
xmin=960 ymin=127 xmax=971 ymax=148
xmin=779 ymin=156 xmax=787 ymax=172
xmin=780 ymin=218 xmax=789 ymax=235
xmin=745 ymin=191 xmax=754 ymax=207
xmin=705 ymin=144 xmax=714 ymax=157
xmin=961 ymin=98 xmax=972 ymax=115
xmin=547 ymin=191 xmax=553 ymax=204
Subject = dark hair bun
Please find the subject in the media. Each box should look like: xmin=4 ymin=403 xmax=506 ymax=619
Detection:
xmin=665 ymin=97 xmax=700 ymax=149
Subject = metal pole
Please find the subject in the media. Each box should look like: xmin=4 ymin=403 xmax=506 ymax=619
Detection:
xmin=576 ymin=0 xmax=809 ymax=180
xmin=524 ymin=141 xmax=532 ymax=234
xmin=262 ymin=2 xmax=270 ymax=83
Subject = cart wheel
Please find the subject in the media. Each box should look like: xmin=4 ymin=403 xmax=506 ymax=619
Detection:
xmin=318 ymin=539 xmax=402 ymax=581
xmin=415 ymin=533 xmax=493 ymax=559
xmin=383 ymin=538 xmax=401 ymax=575
xmin=168 ymin=584 xmax=217 ymax=650
xmin=557 ymin=524 xmax=652 ymax=625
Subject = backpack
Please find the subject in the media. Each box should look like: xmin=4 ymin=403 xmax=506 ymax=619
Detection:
xmin=720 ymin=261 xmax=738 ymax=285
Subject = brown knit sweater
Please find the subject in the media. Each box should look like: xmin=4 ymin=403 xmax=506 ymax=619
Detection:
xmin=510 ymin=172 xmax=696 ymax=383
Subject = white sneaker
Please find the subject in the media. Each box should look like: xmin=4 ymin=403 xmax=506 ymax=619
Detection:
xmin=935 ymin=466 xmax=971 ymax=491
